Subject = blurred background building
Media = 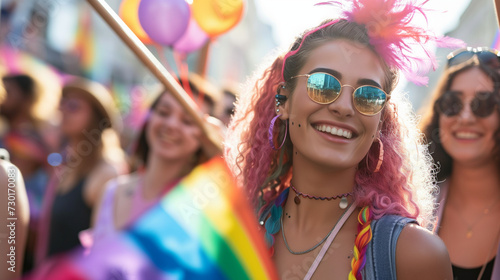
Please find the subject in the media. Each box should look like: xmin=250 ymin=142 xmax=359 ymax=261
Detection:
xmin=1 ymin=0 xmax=275 ymax=93
xmin=407 ymin=0 xmax=499 ymax=112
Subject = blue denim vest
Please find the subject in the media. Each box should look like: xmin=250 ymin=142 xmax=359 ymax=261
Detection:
xmin=363 ymin=215 xmax=417 ymax=280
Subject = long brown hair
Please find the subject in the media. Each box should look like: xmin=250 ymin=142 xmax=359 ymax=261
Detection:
xmin=61 ymin=79 xmax=124 ymax=179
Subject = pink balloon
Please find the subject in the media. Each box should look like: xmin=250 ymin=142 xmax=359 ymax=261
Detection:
xmin=138 ymin=0 xmax=190 ymax=46
xmin=173 ymin=17 xmax=209 ymax=54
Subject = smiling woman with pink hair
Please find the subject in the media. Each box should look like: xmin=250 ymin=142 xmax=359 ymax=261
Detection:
xmin=225 ymin=0 xmax=461 ymax=279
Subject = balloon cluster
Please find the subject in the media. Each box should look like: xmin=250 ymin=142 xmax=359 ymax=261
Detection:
xmin=119 ymin=0 xmax=245 ymax=54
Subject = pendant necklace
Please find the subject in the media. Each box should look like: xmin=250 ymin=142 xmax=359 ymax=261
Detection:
xmin=459 ymin=196 xmax=500 ymax=239
xmin=281 ymin=201 xmax=355 ymax=255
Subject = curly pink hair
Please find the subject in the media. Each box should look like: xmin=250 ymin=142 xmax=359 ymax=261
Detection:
xmin=225 ymin=19 xmax=436 ymax=228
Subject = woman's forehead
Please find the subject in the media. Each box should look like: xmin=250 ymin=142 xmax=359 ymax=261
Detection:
xmin=301 ymin=39 xmax=385 ymax=85
xmin=450 ymin=67 xmax=494 ymax=92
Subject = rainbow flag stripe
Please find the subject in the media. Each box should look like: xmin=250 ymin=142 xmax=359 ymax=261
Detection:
xmin=30 ymin=157 xmax=277 ymax=280
xmin=141 ymin=157 xmax=276 ymax=279
xmin=73 ymin=7 xmax=96 ymax=79
xmin=491 ymin=30 xmax=500 ymax=50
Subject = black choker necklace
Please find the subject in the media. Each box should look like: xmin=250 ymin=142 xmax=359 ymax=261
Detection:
xmin=290 ymin=184 xmax=353 ymax=209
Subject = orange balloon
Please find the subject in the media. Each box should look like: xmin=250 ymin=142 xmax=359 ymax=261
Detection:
xmin=120 ymin=0 xmax=154 ymax=44
xmin=192 ymin=0 xmax=244 ymax=37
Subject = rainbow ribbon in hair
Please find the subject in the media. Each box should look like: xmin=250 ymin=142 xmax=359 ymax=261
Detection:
xmin=349 ymin=206 xmax=373 ymax=280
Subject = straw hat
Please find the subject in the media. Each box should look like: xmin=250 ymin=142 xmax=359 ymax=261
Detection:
xmin=62 ymin=77 xmax=122 ymax=132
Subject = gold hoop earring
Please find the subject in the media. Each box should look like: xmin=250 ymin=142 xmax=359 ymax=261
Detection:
xmin=373 ymin=138 xmax=384 ymax=173
xmin=366 ymin=138 xmax=384 ymax=173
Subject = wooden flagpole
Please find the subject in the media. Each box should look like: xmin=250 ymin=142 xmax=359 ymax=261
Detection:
xmin=85 ymin=0 xmax=221 ymax=153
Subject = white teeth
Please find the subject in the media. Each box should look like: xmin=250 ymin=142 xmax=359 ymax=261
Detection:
xmin=159 ymin=132 xmax=175 ymax=143
xmin=315 ymin=125 xmax=353 ymax=139
xmin=455 ymin=132 xmax=479 ymax=139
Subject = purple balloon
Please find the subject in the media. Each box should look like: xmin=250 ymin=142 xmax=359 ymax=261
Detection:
xmin=173 ymin=17 xmax=209 ymax=54
xmin=138 ymin=0 xmax=190 ymax=46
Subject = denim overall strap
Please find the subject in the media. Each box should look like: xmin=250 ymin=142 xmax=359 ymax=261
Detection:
xmin=363 ymin=215 xmax=417 ymax=280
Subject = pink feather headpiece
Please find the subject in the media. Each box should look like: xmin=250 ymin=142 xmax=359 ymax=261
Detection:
xmin=282 ymin=0 xmax=464 ymax=85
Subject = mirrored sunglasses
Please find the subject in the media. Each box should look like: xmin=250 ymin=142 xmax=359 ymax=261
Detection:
xmin=289 ymin=72 xmax=389 ymax=116
xmin=447 ymin=47 xmax=500 ymax=69
xmin=436 ymin=91 xmax=498 ymax=118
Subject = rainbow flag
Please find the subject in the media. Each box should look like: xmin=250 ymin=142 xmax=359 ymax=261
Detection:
xmin=72 ymin=6 xmax=112 ymax=83
xmin=73 ymin=7 xmax=96 ymax=78
xmin=492 ymin=30 xmax=500 ymax=50
xmin=29 ymin=158 xmax=277 ymax=280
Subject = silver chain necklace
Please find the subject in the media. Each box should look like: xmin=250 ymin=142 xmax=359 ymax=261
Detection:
xmin=281 ymin=202 xmax=352 ymax=255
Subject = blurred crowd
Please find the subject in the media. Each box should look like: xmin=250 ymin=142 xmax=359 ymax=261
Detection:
xmin=0 ymin=0 xmax=500 ymax=280
xmin=0 ymin=3 xmax=239 ymax=279
xmin=0 ymin=58 xmax=238 ymax=278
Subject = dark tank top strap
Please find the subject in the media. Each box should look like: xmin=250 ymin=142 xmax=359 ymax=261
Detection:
xmin=452 ymin=257 xmax=495 ymax=280
xmin=47 ymin=178 xmax=91 ymax=257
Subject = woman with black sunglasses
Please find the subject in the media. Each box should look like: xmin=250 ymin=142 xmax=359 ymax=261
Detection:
xmin=225 ymin=0 xmax=458 ymax=279
xmin=420 ymin=50 xmax=500 ymax=280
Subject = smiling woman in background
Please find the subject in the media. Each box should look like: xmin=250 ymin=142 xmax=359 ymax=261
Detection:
xmin=35 ymin=77 xmax=128 ymax=264
xmin=420 ymin=47 xmax=500 ymax=280
xmin=90 ymin=79 xmax=223 ymax=241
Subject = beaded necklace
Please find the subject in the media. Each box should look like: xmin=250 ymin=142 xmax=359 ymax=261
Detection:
xmin=281 ymin=199 xmax=355 ymax=255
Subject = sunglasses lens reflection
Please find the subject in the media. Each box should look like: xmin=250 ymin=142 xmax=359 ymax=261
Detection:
xmin=354 ymin=86 xmax=387 ymax=115
xmin=306 ymin=73 xmax=387 ymax=115
xmin=306 ymin=73 xmax=341 ymax=104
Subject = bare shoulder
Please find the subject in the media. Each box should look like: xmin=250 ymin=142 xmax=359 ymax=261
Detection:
xmin=84 ymin=160 xmax=125 ymax=207
xmin=396 ymin=223 xmax=453 ymax=280
xmin=0 ymin=159 xmax=29 ymax=280
xmin=0 ymin=159 xmax=10 ymax=178
xmin=114 ymin=173 xmax=139 ymax=195
xmin=0 ymin=160 xmax=28 ymax=213
xmin=93 ymin=160 xmax=123 ymax=178
xmin=0 ymin=160 xmax=29 ymax=219
xmin=105 ymin=172 xmax=141 ymax=204
xmin=90 ymin=172 xmax=137 ymax=226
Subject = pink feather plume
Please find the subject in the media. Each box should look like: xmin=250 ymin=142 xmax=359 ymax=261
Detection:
xmin=317 ymin=0 xmax=465 ymax=85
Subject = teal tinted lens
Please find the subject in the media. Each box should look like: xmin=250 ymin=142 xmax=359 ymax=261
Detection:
xmin=306 ymin=73 xmax=342 ymax=104
xmin=353 ymin=86 xmax=387 ymax=115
